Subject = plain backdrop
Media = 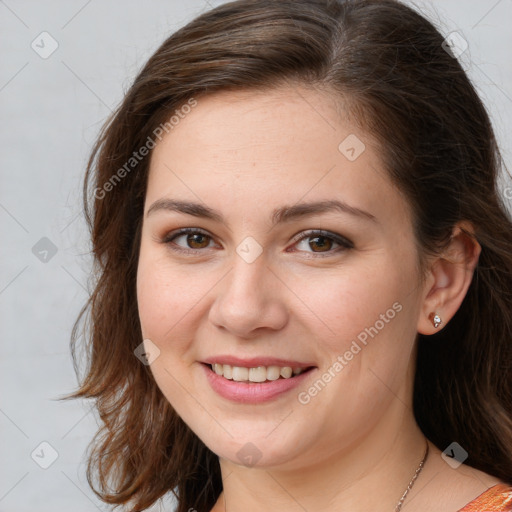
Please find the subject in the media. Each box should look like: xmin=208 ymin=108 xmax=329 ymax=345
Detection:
xmin=1 ymin=1 xmax=511 ymax=511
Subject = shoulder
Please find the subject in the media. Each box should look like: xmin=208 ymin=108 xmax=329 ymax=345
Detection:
xmin=407 ymin=441 xmax=511 ymax=512
xmin=458 ymin=483 xmax=512 ymax=511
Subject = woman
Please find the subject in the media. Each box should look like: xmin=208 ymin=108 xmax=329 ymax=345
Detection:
xmin=67 ymin=0 xmax=512 ymax=511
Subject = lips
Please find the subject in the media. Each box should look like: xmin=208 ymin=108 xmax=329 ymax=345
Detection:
xmin=201 ymin=356 xmax=316 ymax=403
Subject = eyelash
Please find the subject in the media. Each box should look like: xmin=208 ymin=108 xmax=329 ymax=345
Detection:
xmin=161 ymin=227 xmax=354 ymax=257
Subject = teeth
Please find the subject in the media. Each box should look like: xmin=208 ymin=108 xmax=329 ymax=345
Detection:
xmin=210 ymin=363 xmax=306 ymax=382
xmin=223 ymin=364 xmax=232 ymax=379
xmin=267 ymin=366 xmax=281 ymax=381
xmin=280 ymin=367 xmax=292 ymax=378
xmin=232 ymin=366 xmax=249 ymax=382
xmin=249 ymin=366 xmax=267 ymax=383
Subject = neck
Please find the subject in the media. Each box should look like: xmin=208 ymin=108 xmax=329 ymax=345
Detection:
xmin=212 ymin=399 xmax=427 ymax=512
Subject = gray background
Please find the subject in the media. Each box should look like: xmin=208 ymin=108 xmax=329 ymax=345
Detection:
xmin=1 ymin=1 xmax=511 ymax=511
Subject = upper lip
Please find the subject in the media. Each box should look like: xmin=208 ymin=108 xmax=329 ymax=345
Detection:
xmin=202 ymin=355 xmax=316 ymax=369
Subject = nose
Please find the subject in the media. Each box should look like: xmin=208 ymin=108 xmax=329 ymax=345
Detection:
xmin=208 ymin=254 xmax=289 ymax=338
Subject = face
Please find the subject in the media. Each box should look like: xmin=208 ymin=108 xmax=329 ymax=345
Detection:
xmin=136 ymin=85 xmax=425 ymax=470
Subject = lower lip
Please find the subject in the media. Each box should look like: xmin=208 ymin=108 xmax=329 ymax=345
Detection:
xmin=202 ymin=364 xmax=315 ymax=404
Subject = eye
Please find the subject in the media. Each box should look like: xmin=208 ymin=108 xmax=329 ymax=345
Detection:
xmin=289 ymin=229 xmax=353 ymax=255
xmin=162 ymin=228 xmax=218 ymax=253
xmin=161 ymin=228 xmax=353 ymax=256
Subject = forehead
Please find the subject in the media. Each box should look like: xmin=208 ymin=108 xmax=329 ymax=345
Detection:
xmin=146 ymin=86 xmax=408 ymax=228
xmin=154 ymin=86 xmax=351 ymax=160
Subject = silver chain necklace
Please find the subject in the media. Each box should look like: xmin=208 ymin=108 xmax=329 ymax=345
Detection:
xmin=395 ymin=440 xmax=430 ymax=511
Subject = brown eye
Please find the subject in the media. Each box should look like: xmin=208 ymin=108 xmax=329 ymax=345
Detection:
xmin=308 ymin=235 xmax=333 ymax=252
xmin=291 ymin=229 xmax=353 ymax=256
xmin=162 ymin=228 xmax=216 ymax=252
xmin=186 ymin=232 xmax=211 ymax=249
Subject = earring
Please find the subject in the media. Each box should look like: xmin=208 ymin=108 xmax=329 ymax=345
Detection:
xmin=428 ymin=312 xmax=442 ymax=328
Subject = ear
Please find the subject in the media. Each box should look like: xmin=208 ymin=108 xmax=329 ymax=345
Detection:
xmin=417 ymin=221 xmax=481 ymax=335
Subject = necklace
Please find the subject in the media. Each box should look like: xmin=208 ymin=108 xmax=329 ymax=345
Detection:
xmin=395 ymin=440 xmax=430 ymax=511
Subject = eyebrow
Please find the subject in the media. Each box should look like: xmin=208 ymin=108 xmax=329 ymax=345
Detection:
xmin=146 ymin=198 xmax=377 ymax=225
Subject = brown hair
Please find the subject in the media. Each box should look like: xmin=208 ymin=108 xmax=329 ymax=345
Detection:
xmin=65 ymin=0 xmax=512 ymax=511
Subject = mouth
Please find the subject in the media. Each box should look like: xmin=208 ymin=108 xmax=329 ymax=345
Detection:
xmin=206 ymin=363 xmax=314 ymax=383
xmin=200 ymin=358 xmax=317 ymax=403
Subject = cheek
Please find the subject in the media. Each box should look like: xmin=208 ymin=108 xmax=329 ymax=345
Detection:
xmin=136 ymin=245 xmax=201 ymax=348
xmin=295 ymin=253 xmax=421 ymax=412
xmin=291 ymin=261 xmax=418 ymax=441
xmin=136 ymin=244 xmax=227 ymax=371
xmin=136 ymin=249 xmax=207 ymax=413
xmin=300 ymin=257 xmax=409 ymax=351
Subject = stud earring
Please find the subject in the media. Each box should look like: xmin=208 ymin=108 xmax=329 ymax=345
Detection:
xmin=428 ymin=312 xmax=442 ymax=328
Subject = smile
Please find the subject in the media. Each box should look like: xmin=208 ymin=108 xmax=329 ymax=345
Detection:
xmin=201 ymin=360 xmax=316 ymax=404
xmin=210 ymin=363 xmax=306 ymax=382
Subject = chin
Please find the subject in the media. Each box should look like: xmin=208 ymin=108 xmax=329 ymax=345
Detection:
xmin=193 ymin=422 xmax=316 ymax=469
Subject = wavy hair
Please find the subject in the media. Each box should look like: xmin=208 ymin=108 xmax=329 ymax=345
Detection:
xmin=65 ymin=0 xmax=512 ymax=511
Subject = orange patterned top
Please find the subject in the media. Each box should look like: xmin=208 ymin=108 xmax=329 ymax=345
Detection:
xmin=458 ymin=484 xmax=512 ymax=511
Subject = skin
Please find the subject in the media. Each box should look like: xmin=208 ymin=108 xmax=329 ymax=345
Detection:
xmin=136 ymin=85 xmax=501 ymax=511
